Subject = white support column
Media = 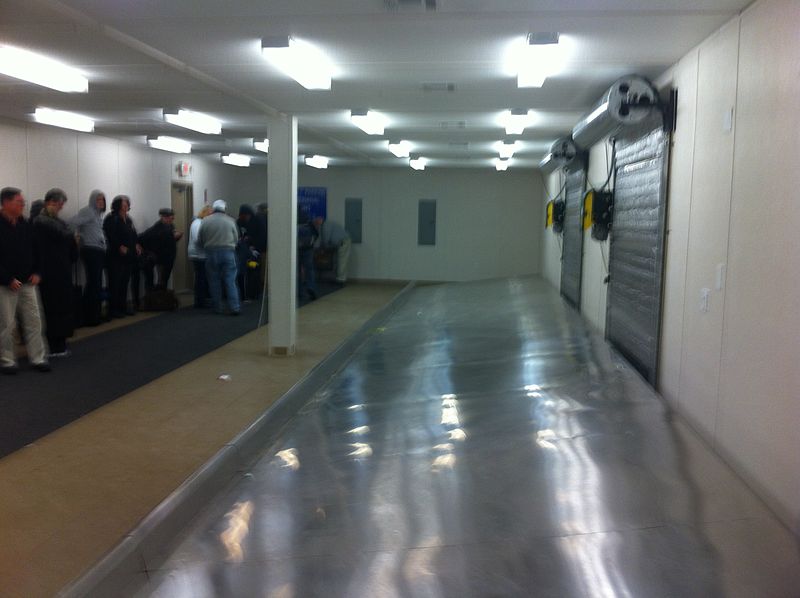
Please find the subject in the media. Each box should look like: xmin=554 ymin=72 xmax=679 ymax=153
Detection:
xmin=267 ymin=115 xmax=297 ymax=355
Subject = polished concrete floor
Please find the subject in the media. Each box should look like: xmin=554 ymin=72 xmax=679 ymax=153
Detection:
xmin=0 ymin=283 xmax=403 ymax=598
xmin=138 ymin=278 xmax=800 ymax=598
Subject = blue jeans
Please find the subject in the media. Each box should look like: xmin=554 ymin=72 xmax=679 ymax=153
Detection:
xmin=298 ymin=247 xmax=317 ymax=299
xmin=205 ymin=247 xmax=240 ymax=313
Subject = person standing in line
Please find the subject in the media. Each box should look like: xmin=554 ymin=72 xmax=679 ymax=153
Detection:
xmin=103 ymin=195 xmax=141 ymax=317
xmin=252 ymin=203 xmax=268 ymax=296
xmin=187 ymin=204 xmax=213 ymax=308
xmin=198 ymin=199 xmax=241 ymax=315
xmin=297 ymin=209 xmax=318 ymax=301
xmin=33 ymin=188 xmax=78 ymax=357
xmin=139 ymin=207 xmax=183 ymax=291
xmin=0 ymin=187 xmax=50 ymax=374
xmin=70 ymin=189 xmax=107 ymax=326
xmin=313 ymin=216 xmax=352 ymax=285
xmin=235 ymin=204 xmax=255 ymax=301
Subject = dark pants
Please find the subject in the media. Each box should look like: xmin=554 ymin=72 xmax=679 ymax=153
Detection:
xmin=144 ymin=255 xmax=175 ymax=291
xmin=131 ymin=259 xmax=141 ymax=310
xmin=80 ymin=246 xmax=105 ymax=325
xmin=108 ymin=256 xmax=131 ymax=315
xmin=298 ymin=248 xmax=317 ymax=300
xmin=192 ymin=258 xmax=209 ymax=307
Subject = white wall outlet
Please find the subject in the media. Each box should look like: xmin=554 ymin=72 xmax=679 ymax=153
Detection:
xmin=700 ymin=287 xmax=711 ymax=313
xmin=723 ymin=107 xmax=734 ymax=132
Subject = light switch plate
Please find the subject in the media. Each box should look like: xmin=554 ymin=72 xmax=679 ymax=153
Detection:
xmin=700 ymin=287 xmax=711 ymax=313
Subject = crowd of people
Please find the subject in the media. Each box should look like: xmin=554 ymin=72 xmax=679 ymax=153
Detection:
xmin=1 ymin=185 xmax=351 ymax=375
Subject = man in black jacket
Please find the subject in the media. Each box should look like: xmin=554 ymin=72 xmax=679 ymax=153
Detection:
xmin=139 ymin=207 xmax=183 ymax=291
xmin=0 ymin=187 xmax=50 ymax=374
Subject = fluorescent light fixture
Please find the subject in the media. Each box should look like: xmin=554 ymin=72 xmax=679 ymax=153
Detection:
xmin=147 ymin=136 xmax=192 ymax=154
xmin=253 ymin=139 xmax=270 ymax=153
xmin=494 ymin=158 xmax=510 ymax=171
xmin=222 ymin=153 xmax=251 ymax=167
xmin=33 ymin=107 xmax=94 ymax=132
xmin=305 ymin=155 xmax=329 ymax=169
xmin=0 ymin=45 xmax=88 ymax=93
xmin=350 ymin=110 xmax=387 ymax=135
xmin=163 ymin=109 xmax=222 ymax=135
xmin=496 ymin=140 xmax=518 ymax=159
xmin=409 ymin=156 xmax=427 ymax=171
xmin=261 ymin=36 xmax=333 ymax=90
xmin=503 ymin=33 xmax=567 ymax=88
xmin=500 ymin=109 xmax=535 ymax=135
xmin=388 ymin=140 xmax=412 ymax=158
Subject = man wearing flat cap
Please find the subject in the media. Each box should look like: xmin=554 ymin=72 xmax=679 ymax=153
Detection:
xmin=139 ymin=207 xmax=183 ymax=291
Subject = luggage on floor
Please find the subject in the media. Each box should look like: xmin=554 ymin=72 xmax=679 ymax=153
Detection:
xmin=143 ymin=288 xmax=179 ymax=311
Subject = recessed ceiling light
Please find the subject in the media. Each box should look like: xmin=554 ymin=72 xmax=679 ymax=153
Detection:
xmin=496 ymin=140 xmax=518 ymax=159
xmin=253 ymin=139 xmax=269 ymax=153
xmin=33 ymin=108 xmax=94 ymax=132
xmin=500 ymin=109 xmax=535 ymax=135
xmin=163 ymin=109 xmax=222 ymax=135
xmin=409 ymin=156 xmax=427 ymax=171
xmin=494 ymin=158 xmax=510 ymax=171
xmin=222 ymin=153 xmax=251 ymax=167
xmin=350 ymin=110 xmax=387 ymax=135
xmin=504 ymin=33 xmax=567 ymax=88
xmin=305 ymin=155 xmax=329 ymax=169
xmin=147 ymin=136 xmax=192 ymax=154
xmin=0 ymin=45 xmax=88 ymax=93
xmin=261 ymin=36 xmax=334 ymax=90
xmin=388 ymin=140 xmax=412 ymax=158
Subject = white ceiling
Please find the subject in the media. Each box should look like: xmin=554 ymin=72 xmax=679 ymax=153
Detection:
xmin=0 ymin=0 xmax=751 ymax=169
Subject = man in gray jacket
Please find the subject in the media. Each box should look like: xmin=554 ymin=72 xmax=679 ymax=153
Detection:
xmin=313 ymin=216 xmax=351 ymax=285
xmin=70 ymin=189 xmax=107 ymax=325
xmin=198 ymin=199 xmax=240 ymax=315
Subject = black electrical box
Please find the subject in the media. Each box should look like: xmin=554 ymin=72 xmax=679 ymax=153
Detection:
xmin=590 ymin=190 xmax=613 ymax=241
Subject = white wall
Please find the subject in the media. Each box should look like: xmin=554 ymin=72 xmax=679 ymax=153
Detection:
xmin=540 ymin=170 xmax=564 ymax=289
xmin=297 ymin=166 xmax=542 ymax=282
xmin=0 ymin=117 xmax=247 ymax=233
xmin=660 ymin=0 xmax=800 ymax=532
xmin=537 ymin=0 xmax=800 ymax=533
xmin=580 ymin=140 xmax=613 ymax=334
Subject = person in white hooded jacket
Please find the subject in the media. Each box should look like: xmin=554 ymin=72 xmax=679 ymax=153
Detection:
xmin=70 ymin=189 xmax=107 ymax=326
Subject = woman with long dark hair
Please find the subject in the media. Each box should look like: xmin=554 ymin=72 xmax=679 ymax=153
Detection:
xmin=103 ymin=195 xmax=140 ymax=318
xmin=33 ymin=188 xmax=78 ymax=356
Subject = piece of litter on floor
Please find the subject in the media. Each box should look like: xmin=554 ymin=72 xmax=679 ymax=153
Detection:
xmin=218 ymin=374 xmax=232 ymax=381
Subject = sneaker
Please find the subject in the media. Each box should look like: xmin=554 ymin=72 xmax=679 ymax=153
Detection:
xmin=48 ymin=350 xmax=72 ymax=358
xmin=230 ymin=310 xmax=241 ymax=316
xmin=32 ymin=362 xmax=51 ymax=372
xmin=1 ymin=365 xmax=19 ymax=375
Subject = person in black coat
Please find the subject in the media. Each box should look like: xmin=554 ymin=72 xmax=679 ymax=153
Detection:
xmin=103 ymin=195 xmax=141 ymax=317
xmin=139 ymin=207 xmax=182 ymax=291
xmin=33 ymin=188 xmax=78 ymax=356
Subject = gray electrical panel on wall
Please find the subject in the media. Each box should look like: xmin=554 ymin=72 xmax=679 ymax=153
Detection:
xmin=560 ymin=165 xmax=587 ymax=308
xmin=418 ymin=199 xmax=436 ymax=245
xmin=606 ymin=125 xmax=669 ymax=385
xmin=345 ymin=198 xmax=363 ymax=244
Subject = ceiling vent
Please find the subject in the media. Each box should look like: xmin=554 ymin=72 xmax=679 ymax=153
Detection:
xmin=422 ymin=82 xmax=456 ymax=92
xmin=448 ymin=141 xmax=470 ymax=149
xmin=384 ymin=0 xmax=437 ymax=12
xmin=439 ymin=120 xmax=467 ymax=130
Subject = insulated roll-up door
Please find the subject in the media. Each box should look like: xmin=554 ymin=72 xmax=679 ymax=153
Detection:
xmin=560 ymin=165 xmax=587 ymax=308
xmin=606 ymin=126 xmax=670 ymax=385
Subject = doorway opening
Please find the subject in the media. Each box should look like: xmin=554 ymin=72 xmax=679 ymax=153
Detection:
xmin=170 ymin=182 xmax=194 ymax=293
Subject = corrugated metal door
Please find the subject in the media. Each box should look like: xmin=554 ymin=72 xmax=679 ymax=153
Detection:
xmin=606 ymin=126 xmax=670 ymax=385
xmin=560 ymin=165 xmax=587 ymax=308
